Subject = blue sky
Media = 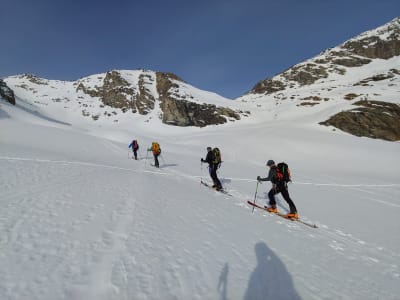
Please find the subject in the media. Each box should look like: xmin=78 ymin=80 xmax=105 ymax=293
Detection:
xmin=1 ymin=0 xmax=399 ymax=98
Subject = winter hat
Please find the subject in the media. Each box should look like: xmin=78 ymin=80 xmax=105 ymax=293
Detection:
xmin=207 ymin=146 xmax=212 ymax=151
xmin=266 ymin=160 xmax=275 ymax=166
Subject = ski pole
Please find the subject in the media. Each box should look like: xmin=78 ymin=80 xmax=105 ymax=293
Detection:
xmin=138 ymin=150 xmax=142 ymax=160
xmin=252 ymin=181 xmax=260 ymax=213
xmin=200 ymin=160 xmax=203 ymax=184
xmin=144 ymin=150 xmax=149 ymax=167
xmin=160 ymin=154 xmax=166 ymax=166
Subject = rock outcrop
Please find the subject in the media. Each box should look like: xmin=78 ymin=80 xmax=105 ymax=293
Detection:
xmin=320 ymin=100 xmax=400 ymax=141
xmin=0 ymin=79 xmax=16 ymax=105
xmin=73 ymin=70 xmax=242 ymax=126
xmin=156 ymin=72 xmax=240 ymax=127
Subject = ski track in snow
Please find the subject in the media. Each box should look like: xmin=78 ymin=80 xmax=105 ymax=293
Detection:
xmin=1 ymin=155 xmax=399 ymax=299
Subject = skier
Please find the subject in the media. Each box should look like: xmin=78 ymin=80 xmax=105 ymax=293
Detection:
xmin=201 ymin=146 xmax=223 ymax=191
xmin=148 ymin=142 xmax=161 ymax=168
xmin=128 ymin=139 xmax=139 ymax=160
xmin=257 ymin=159 xmax=298 ymax=219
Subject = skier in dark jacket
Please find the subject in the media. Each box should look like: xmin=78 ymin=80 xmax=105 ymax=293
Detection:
xmin=128 ymin=139 xmax=139 ymax=160
xmin=257 ymin=159 xmax=298 ymax=219
xmin=201 ymin=147 xmax=222 ymax=191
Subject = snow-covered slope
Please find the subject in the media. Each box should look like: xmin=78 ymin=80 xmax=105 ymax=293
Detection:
xmin=1 ymin=86 xmax=400 ymax=299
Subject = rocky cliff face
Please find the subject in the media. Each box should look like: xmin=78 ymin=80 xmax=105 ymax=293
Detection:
xmin=73 ymin=70 xmax=242 ymax=126
xmin=250 ymin=17 xmax=400 ymax=95
xmin=76 ymin=71 xmax=156 ymax=114
xmin=0 ymin=79 xmax=16 ymax=105
xmin=156 ymin=72 xmax=240 ymax=127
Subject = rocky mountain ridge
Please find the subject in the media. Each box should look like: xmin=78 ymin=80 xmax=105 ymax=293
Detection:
xmin=4 ymin=70 xmax=243 ymax=127
xmin=241 ymin=17 xmax=400 ymax=141
xmin=250 ymin=17 xmax=400 ymax=95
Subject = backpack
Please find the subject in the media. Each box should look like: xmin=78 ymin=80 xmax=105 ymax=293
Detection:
xmin=212 ymin=147 xmax=221 ymax=166
xmin=274 ymin=162 xmax=291 ymax=183
xmin=152 ymin=142 xmax=161 ymax=154
xmin=133 ymin=140 xmax=139 ymax=150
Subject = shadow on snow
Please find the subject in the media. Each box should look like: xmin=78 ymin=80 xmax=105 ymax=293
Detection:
xmin=244 ymin=242 xmax=301 ymax=300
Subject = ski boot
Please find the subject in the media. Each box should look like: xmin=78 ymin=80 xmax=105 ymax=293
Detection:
xmin=264 ymin=206 xmax=278 ymax=213
xmin=286 ymin=212 xmax=299 ymax=219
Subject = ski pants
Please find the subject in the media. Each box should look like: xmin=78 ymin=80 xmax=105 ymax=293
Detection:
xmin=209 ymin=165 xmax=222 ymax=188
xmin=268 ymin=184 xmax=297 ymax=213
xmin=132 ymin=148 xmax=138 ymax=159
xmin=153 ymin=153 xmax=160 ymax=167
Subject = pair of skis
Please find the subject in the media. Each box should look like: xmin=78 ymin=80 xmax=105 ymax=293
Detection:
xmin=200 ymin=180 xmax=317 ymax=228
xmin=200 ymin=180 xmax=232 ymax=196
xmin=247 ymin=201 xmax=318 ymax=228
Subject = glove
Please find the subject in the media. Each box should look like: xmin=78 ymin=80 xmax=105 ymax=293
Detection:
xmin=201 ymin=158 xmax=204 ymax=162
xmin=257 ymin=176 xmax=261 ymax=181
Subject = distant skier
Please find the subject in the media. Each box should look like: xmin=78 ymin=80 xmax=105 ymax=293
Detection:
xmin=257 ymin=160 xmax=298 ymax=219
xmin=128 ymin=139 xmax=139 ymax=160
xmin=201 ymin=146 xmax=223 ymax=191
xmin=148 ymin=142 xmax=161 ymax=168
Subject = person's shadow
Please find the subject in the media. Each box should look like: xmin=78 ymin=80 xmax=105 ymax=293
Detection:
xmin=244 ymin=242 xmax=301 ymax=300
xmin=217 ymin=263 xmax=229 ymax=300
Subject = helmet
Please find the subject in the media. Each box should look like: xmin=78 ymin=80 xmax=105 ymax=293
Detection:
xmin=266 ymin=160 xmax=275 ymax=166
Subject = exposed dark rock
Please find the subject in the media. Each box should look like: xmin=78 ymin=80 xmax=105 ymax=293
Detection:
xmin=297 ymin=102 xmax=319 ymax=107
xmin=344 ymin=93 xmax=359 ymax=100
xmin=343 ymin=37 xmax=400 ymax=60
xmin=134 ymin=74 xmax=155 ymax=114
xmin=332 ymin=56 xmax=372 ymax=67
xmin=284 ymin=64 xmax=329 ymax=85
xmin=302 ymin=96 xmax=322 ymax=101
xmin=76 ymin=71 xmax=158 ymax=115
xmin=101 ymin=71 xmax=134 ymax=109
xmin=251 ymin=79 xmax=286 ymax=94
xmin=156 ymin=72 xmax=241 ymax=127
xmin=320 ymin=100 xmax=400 ymax=141
xmin=23 ymin=74 xmax=48 ymax=85
xmin=250 ymin=63 xmax=329 ymax=94
xmin=0 ymin=79 xmax=16 ymax=105
xmin=353 ymin=71 xmax=397 ymax=86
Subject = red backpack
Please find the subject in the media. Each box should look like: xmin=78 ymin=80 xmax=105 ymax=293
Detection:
xmin=274 ymin=162 xmax=291 ymax=183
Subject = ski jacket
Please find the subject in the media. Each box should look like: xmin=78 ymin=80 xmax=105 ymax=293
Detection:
xmin=203 ymin=150 xmax=214 ymax=166
xmin=129 ymin=140 xmax=139 ymax=150
xmin=258 ymin=167 xmax=277 ymax=183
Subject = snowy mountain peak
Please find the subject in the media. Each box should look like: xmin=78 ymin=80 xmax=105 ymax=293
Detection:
xmin=5 ymin=69 xmax=244 ymax=128
xmin=249 ymin=17 xmax=400 ymax=95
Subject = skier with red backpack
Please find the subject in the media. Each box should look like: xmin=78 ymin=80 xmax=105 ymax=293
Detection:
xmin=128 ymin=139 xmax=139 ymax=160
xmin=257 ymin=160 xmax=298 ymax=219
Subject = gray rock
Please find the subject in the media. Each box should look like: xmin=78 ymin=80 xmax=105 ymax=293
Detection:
xmin=320 ymin=100 xmax=400 ymax=141
xmin=156 ymin=72 xmax=240 ymax=127
xmin=0 ymin=79 xmax=16 ymax=105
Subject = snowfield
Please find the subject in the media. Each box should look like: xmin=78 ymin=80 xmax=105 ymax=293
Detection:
xmin=1 ymin=91 xmax=399 ymax=300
